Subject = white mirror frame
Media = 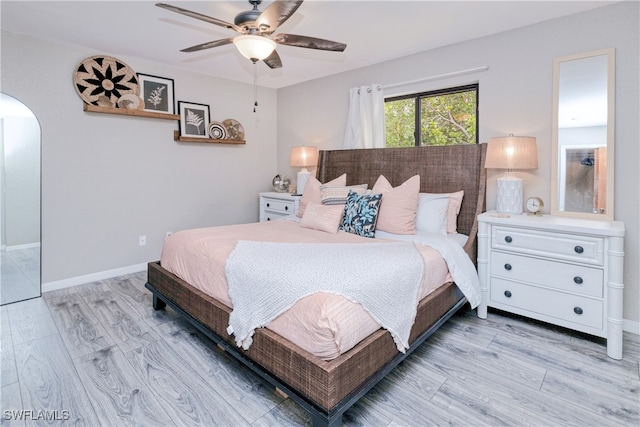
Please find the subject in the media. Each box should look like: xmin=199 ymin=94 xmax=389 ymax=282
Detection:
xmin=551 ymin=48 xmax=615 ymax=220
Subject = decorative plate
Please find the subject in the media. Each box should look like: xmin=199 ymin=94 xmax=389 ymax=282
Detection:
xmin=117 ymin=94 xmax=144 ymax=110
xmin=222 ymin=119 xmax=245 ymax=140
xmin=208 ymin=122 xmax=227 ymax=140
xmin=73 ymin=55 xmax=139 ymax=107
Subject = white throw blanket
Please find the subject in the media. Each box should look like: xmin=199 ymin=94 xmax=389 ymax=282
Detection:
xmin=225 ymin=241 xmax=425 ymax=353
xmin=375 ymin=230 xmax=481 ymax=308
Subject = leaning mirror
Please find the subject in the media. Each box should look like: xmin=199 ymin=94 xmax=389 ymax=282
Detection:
xmin=1 ymin=93 xmax=41 ymax=305
xmin=551 ymin=48 xmax=615 ymax=220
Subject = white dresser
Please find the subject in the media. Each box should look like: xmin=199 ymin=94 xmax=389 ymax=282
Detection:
xmin=477 ymin=211 xmax=625 ymax=359
xmin=259 ymin=192 xmax=301 ymax=222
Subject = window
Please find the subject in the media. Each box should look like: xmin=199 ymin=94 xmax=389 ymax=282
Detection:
xmin=384 ymin=84 xmax=478 ymax=147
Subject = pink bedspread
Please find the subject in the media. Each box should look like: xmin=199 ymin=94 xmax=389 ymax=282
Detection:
xmin=161 ymin=220 xmax=450 ymax=360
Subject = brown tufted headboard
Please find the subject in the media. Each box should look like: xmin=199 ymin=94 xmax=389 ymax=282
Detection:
xmin=316 ymin=144 xmax=487 ymax=263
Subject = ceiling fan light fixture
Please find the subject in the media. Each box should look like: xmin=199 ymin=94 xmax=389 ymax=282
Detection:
xmin=233 ymin=35 xmax=276 ymax=61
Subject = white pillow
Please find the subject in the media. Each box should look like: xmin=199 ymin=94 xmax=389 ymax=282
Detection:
xmin=415 ymin=194 xmax=449 ymax=235
xmin=320 ymin=184 xmax=368 ymax=205
xmin=420 ymin=190 xmax=464 ymax=234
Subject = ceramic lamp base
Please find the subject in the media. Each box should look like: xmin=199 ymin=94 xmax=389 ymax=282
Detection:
xmin=297 ymin=168 xmax=311 ymax=195
xmin=496 ymin=175 xmax=523 ymax=214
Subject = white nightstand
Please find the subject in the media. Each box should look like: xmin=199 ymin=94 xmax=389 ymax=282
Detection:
xmin=477 ymin=211 xmax=625 ymax=359
xmin=259 ymin=192 xmax=301 ymax=222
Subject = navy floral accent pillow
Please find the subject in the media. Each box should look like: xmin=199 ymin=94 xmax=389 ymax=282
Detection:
xmin=340 ymin=190 xmax=383 ymax=238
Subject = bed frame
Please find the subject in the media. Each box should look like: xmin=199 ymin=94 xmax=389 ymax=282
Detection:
xmin=146 ymin=144 xmax=487 ymax=426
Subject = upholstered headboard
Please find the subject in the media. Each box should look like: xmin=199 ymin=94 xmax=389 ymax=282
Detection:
xmin=316 ymin=144 xmax=487 ymax=262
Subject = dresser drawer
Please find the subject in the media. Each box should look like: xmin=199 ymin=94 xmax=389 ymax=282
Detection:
xmin=263 ymin=198 xmax=295 ymax=215
xmin=492 ymin=226 xmax=604 ymax=265
xmin=490 ymin=252 xmax=603 ymax=297
xmin=490 ymin=278 xmax=603 ymax=329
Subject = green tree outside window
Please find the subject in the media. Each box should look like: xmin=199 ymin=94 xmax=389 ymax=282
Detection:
xmin=385 ymin=84 xmax=478 ymax=147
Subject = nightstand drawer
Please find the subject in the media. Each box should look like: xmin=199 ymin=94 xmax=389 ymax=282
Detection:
xmin=263 ymin=212 xmax=290 ymax=221
xmin=490 ymin=278 xmax=603 ymax=329
xmin=263 ymin=198 xmax=295 ymax=214
xmin=490 ymin=252 xmax=603 ymax=297
xmin=492 ymin=226 xmax=604 ymax=265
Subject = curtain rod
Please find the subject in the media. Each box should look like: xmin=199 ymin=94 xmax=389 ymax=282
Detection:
xmin=383 ymin=66 xmax=489 ymax=90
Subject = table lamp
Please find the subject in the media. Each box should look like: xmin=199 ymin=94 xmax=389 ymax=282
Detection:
xmin=485 ymin=135 xmax=538 ymax=214
xmin=290 ymin=146 xmax=318 ymax=195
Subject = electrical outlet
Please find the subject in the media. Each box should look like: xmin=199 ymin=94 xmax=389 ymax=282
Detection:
xmin=165 ymin=231 xmax=172 ymax=238
xmin=139 ymin=235 xmax=146 ymax=246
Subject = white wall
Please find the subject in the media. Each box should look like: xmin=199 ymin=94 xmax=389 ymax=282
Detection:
xmin=277 ymin=2 xmax=639 ymax=325
xmin=1 ymin=31 xmax=278 ymax=286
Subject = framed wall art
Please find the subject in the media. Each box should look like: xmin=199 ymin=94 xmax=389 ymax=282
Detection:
xmin=138 ymin=73 xmax=175 ymax=114
xmin=178 ymin=101 xmax=210 ymax=138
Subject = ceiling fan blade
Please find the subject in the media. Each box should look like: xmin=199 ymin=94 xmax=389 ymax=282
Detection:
xmin=273 ymin=34 xmax=347 ymax=52
xmin=263 ymin=50 xmax=283 ymax=69
xmin=181 ymin=38 xmax=234 ymax=53
xmin=256 ymin=0 xmax=303 ymax=34
xmin=156 ymin=3 xmax=244 ymax=33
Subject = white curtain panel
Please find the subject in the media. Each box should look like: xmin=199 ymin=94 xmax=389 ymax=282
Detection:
xmin=343 ymin=84 xmax=385 ymax=149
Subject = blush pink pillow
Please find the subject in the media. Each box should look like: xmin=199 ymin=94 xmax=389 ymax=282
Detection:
xmin=300 ymin=202 xmax=344 ymax=234
xmin=372 ymin=175 xmax=420 ymax=235
xmin=446 ymin=190 xmax=464 ymax=234
xmin=297 ymin=173 xmax=347 ymax=217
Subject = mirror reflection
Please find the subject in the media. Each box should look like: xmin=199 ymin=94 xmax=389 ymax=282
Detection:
xmin=552 ymin=49 xmax=614 ymax=219
xmin=1 ymin=93 xmax=41 ymax=305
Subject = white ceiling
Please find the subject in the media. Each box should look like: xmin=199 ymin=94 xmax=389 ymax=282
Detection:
xmin=1 ymin=1 xmax=617 ymax=89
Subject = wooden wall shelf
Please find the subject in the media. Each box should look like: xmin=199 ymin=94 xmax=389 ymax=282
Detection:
xmin=173 ymin=131 xmax=245 ymax=145
xmin=83 ymin=103 xmax=180 ymax=120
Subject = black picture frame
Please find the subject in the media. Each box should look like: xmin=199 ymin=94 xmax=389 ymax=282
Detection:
xmin=138 ymin=73 xmax=175 ymax=114
xmin=178 ymin=101 xmax=211 ymax=138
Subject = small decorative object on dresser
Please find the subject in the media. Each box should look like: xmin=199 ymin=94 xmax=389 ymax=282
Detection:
xmin=525 ymin=196 xmax=544 ymax=216
xmin=271 ymin=174 xmax=290 ymax=193
xmin=259 ymin=192 xmax=301 ymax=222
xmin=477 ymin=211 xmax=625 ymax=359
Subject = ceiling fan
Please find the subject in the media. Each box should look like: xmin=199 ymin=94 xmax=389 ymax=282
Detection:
xmin=156 ymin=0 xmax=347 ymax=69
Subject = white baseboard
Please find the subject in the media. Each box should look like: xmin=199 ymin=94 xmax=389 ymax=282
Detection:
xmin=624 ymin=319 xmax=640 ymax=335
xmin=42 ymin=263 xmax=147 ymax=293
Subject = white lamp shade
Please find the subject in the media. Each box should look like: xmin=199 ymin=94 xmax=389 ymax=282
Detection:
xmin=485 ymin=136 xmax=538 ymax=170
xmin=233 ymin=35 xmax=277 ymax=61
xmin=290 ymin=146 xmax=318 ymax=168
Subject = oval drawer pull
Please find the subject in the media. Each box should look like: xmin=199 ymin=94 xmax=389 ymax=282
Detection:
xmin=504 ymin=263 xmax=512 ymax=271
xmin=266 ymin=217 xmax=271 ymax=221
xmin=573 ymin=307 xmax=583 ymax=315
xmin=573 ymin=276 xmax=583 ymax=284
xmin=574 ymin=245 xmax=584 ymax=254
xmin=504 ymin=236 xmax=513 ymax=243
xmin=266 ymin=203 xmax=270 ymax=208
xmin=285 ymin=206 xmax=289 ymax=211
xmin=504 ymin=290 xmax=512 ymax=298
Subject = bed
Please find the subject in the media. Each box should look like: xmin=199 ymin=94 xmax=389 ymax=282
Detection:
xmin=146 ymin=143 xmax=487 ymax=426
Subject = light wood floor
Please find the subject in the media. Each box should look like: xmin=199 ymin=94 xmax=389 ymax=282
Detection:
xmin=1 ymin=271 xmax=638 ymax=426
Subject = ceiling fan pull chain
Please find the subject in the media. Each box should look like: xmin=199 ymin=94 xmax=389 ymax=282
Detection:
xmin=253 ymin=60 xmax=258 ymax=113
